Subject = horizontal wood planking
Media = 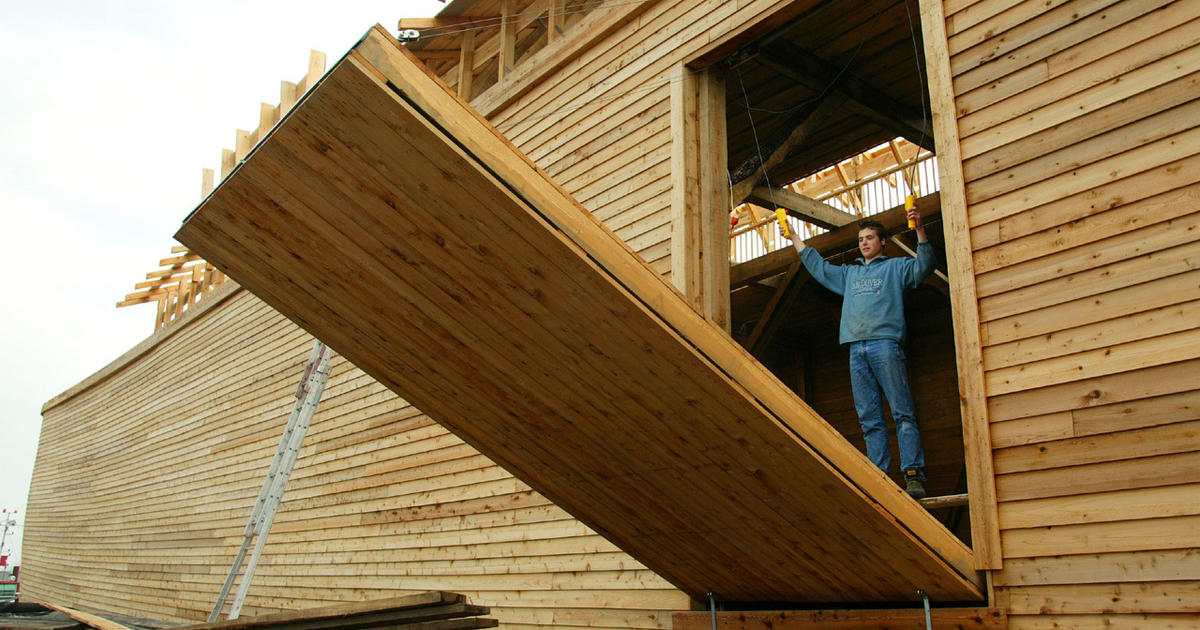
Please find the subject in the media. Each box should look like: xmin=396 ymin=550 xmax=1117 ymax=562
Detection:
xmin=998 ymin=484 xmax=1200 ymax=530
xmin=941 ymin=0 xmax=1200 ymax=624
xmin=995 ymin=549 xmax=1200 ymax=586
xmin=673 ymin=608 xmax=1006 ymax=630
xmin=996 ymin=582 xmax=1200 ymax=614
xmin=1005 ymin=614 xmax=1200 ymax=630
xmin=23 ymin=289 xmax=689 ymax=626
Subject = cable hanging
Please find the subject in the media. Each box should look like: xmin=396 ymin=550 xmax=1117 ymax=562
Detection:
xmin=405 ymin=0 xmax=656 ymax=41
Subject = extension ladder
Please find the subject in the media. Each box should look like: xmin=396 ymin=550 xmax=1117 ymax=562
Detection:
xmin=208 ymin=340 xmax=334 ymax=621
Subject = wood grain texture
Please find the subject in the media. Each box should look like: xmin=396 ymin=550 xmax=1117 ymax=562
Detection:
xmin=174 ymin=27 xmax=981 ymax=604
xmin=945 ymin=0 xmax=1200 ymax=625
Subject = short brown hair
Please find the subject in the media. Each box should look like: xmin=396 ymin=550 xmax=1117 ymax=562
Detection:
xmin=858 ymin=220 xmax=888 ymax=241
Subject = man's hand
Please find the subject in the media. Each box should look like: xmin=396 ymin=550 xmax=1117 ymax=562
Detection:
xmin=907 ymin=205 xmax=928 ymax=243
xmin=779 ymin=221 xmax=805 ymax=252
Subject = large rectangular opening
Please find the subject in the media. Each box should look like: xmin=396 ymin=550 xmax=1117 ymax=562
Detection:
xmin=676 ymin=0 xmax=979 ymax=550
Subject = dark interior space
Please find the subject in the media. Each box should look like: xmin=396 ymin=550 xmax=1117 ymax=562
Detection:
xmin=716 ymin=0 xmax=971 ymax=543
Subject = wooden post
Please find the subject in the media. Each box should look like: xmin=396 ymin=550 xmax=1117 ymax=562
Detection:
xmin=234 ymin=129 xmax=250 ymax=162
xmin=220 ymin=148 xmax=235 ymax=179
xmin=458 ymin=29 xmax=476 ymax=100
xmin=671 ymin=64 xmax=702 ymax=304
xmin=670 ymin=63 xmax=730 ymax=332
xmin=303 ymin=50 xmax=326 ymax=93
xmin=259 ymin=102 xmax=275 ymax=132
xmin=918 ymin=0 xmax=1003 ymax=571
xmin=548 ymin=0 xmax=564 ymax=42
xmin=699 ymin=67 xmax=730 ymax=332
xmin=201 ymin=168 xmax=214 ymax=198
xmin=280 ymin=80 xmax=298 ymax=113
xmin=499 ymin=0 xmax=516 ymax=80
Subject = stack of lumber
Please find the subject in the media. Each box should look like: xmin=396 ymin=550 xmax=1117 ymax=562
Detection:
xmin=176 ymin=26 xmax=981 ymax=604
xmin=178 ymin=592 xmax=496 ymax=630
xmin=38 ymin=593 xmax=493 ymax=630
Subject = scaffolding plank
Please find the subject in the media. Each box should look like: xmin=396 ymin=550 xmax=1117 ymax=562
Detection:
xmin=176 ymin=25 xmax=982 ymax=604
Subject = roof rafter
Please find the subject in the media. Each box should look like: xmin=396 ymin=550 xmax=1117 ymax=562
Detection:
xmin=758 ymin=41 xmax=934 ymax=151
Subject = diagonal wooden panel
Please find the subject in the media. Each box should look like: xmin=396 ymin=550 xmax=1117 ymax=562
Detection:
xmin=176 ymin=25 xmax=982 ymax=604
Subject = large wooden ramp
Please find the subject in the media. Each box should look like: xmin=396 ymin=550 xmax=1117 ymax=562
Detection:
xmin=176 ymin=26 xmax=982 ymax=604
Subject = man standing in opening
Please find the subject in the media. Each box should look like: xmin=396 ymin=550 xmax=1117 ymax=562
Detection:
xmin=780 ymin=207 xmax=934 ymax=499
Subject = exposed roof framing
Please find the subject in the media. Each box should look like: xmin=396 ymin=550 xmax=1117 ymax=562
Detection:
xmin=723 ymin=0 xmax=934 ymax=190
xmin=758 ymin=40 xmax=933 ymax=150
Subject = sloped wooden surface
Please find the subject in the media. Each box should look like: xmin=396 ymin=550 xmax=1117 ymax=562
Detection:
xmin=176 ymin=25 xmax=981 ymax=604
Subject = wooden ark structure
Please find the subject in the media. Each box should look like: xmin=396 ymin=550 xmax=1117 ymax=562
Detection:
xmin=23 ymin=1 xmax=1199 ymax=629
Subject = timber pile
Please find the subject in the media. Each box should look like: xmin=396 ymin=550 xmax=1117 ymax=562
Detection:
xmin=177 ymin=592 xmax=496 ymax=630
xmin=31 ymin=593 xmax=493 ymax=630
xmin=176 ymin=25 xmax=981 ymax=603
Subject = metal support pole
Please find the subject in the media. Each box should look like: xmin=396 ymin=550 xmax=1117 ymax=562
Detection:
xmin=919 ymin=589 xmax=932 ymax=630
xmin=708 ymin=592 xmax=717 ymax=630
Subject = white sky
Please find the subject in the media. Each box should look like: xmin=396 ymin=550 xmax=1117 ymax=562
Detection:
xmin=0 ymin=0 xmax=447 ymax=565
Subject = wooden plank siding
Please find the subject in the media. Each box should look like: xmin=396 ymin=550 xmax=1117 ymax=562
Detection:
xmin=24 ymin=287 xmax=688 ymax=627
xmin=932 ymin=0 xmax=1200 ymax=627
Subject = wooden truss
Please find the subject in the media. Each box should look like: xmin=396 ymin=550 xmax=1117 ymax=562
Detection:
xmin=118 ymin=51 xmax=328 ymax=331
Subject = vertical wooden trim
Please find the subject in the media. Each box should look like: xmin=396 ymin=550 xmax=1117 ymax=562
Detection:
xmin=670 ymin=65 xmax=730 ymax=332
xmin=500 ymin=0 xmax=516 ymax=80
xmin=670 ymin=64 xmax=702 ymax=303
xmin=918 ymin=0 xmax=1002 ymax=571
xmin=458 ymin=30 xmax=476 ymax=100
xmin=699 ymin=68 xmax=731 ymax=332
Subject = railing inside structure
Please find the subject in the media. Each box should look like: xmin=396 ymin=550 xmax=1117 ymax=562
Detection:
xmin=730 ymin=145 xmax=938 ymax=265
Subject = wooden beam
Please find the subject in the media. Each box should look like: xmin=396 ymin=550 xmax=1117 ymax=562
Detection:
xmin=413 ymin=49 xmax=462 ymax=60
xmin=920 ymin=493 xmax=970 ymax=509
xmin=201 ymin=168 xmax=214 ymax=198
xmin=670 ymin=64 xmax=702 ymax=304
xmin=748 ymin=186 xmax=857 ymax=230
xmin=758 ymin=41 xmax=933 ymax=150
xmin=731 ymin=193 xmax=941 ymax=289
xmin=730 ymin=92 xmax=847 ymax=204
xmin=471 ymin=0 xmax=656 ymax=116
xmin=745 ymin=260 xmax=809 ymax=357
xmin=699 ymin=67 xmax=731 ymax=331
xmin=40 ymin=603 xmax=136 ymax=630
xmin=547 ymin=0 xmax=564 ymax=41
xmin=918 ymin=0 xmax=1002 ymax=571
xmin=177 ymin=592 xmax=495 ymax=630
xmin=398 ymin=17 xmax=490 ymax=30
xmin=457 ymin=30 xmax=475 ymax=100
xmin=499 ymin=0 xmax=516 ymax=80
xmin=673 ymin=608 xmax=1006 ymax=630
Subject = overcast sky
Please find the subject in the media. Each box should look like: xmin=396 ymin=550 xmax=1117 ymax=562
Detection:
xmin=0 ymin=0 xmax=448 ymax=565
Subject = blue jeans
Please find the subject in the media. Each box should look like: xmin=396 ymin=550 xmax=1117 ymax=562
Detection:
xmin=848 ymin=339 xmax=925 ymax=476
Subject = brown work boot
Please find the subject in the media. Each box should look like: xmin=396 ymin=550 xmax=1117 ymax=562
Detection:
xmin=904 ymin=469 xmax=927 ymax=499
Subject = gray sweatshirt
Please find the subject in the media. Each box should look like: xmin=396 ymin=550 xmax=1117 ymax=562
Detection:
xmin=799 ymin=241 xmax=935 ymax=345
